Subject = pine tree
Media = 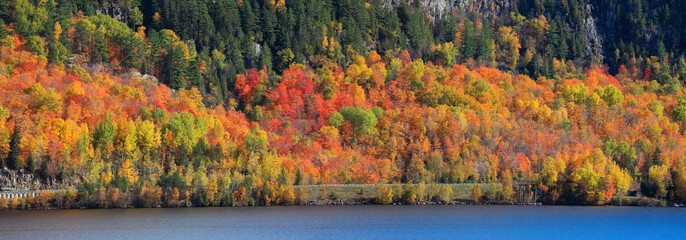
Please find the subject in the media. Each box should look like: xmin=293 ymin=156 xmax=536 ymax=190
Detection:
xmin=93 ymin=26 xmax=109 ymax=63
xmin=26 ymin=156 xmax=36 ymax=172
xmin=678 ymin=57 xmax=686 ymax=80
xmin=657 ymin=41 xmax=667 ymax=59
xmin=260 ymin=43 xmax=273 ymax=71
xmin=0 ymin=19 xmax=7 ymax=39
xmin=48 ymin=41 xmax=68 ymax=64
xmin=556 ymin=18 xmax=569 ymax=59
xmin=277 ymin=168 xmax=289 ymax=186
xmin=7 ymin=124 xmax=22 ymax=171
xmin=477 ymin=22 xmax=495 ymax=66
xmin=559 ymin=35 xmax=569 ymax=60
xmin=131 ymin=7 xmax=144 ymax=28
xmin=295 ymin=168 xmax=303 ymax=185
xmin=462 ymin=20 xmax=476 ymax=59
xmin=548 ymin=19 xmax=562 ymax=59
xmin=40 ymin=158 xmax=50 ymax=178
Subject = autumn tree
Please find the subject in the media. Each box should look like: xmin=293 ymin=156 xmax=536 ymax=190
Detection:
xmin=376 ymin=185 xmax=393 ymax=204
xmin=643 ymin=165 xmax=670 ymax=199
xmin=118 ymin=159 xmax=139 ymax=193
xmin=472 ymin=184 xmax=482 ymax=203
xmin=497 ymin=26 xmax=521 ymax=71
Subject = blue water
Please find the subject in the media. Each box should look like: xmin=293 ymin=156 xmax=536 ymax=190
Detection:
xmin=0 ymin=205 xmax=684 ymax=239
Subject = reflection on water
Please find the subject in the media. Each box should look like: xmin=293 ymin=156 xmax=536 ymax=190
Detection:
xmin=0 ymin=205 xmax=684 ymax=239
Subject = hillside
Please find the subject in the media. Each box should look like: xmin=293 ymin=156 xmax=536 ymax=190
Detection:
xmin=0 ymin=0 xmax=685 ymax=208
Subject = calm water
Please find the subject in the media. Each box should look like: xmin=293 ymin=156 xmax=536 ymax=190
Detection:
xmin=0 ymin=205 xmax=684 ymax=239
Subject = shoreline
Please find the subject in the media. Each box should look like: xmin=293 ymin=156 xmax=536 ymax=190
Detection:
xmin=0 ymin=183 xmax=671 ymax=211
xmin=3 ymin=198 xmax=677 ymax=212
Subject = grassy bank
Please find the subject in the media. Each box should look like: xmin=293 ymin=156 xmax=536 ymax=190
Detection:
xmin=295 ymin=183 xmax=532 ymax=205
xmin=609 ymin=196 xmax=667 ymax=207
xmin=3 ymin=184 xmax=675 ymax=210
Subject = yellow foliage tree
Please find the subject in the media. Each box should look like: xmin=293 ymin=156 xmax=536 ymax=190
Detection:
xmin=118 ymin=159 xmax=139 ymax=188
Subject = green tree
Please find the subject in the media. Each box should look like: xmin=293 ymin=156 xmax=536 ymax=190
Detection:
xmin=260 ymin=43 xmax=273 ymax=71
xmin=7 ymin=124 xmax=22 ymax=171
xmin=92 ymin=26 xmax=109 ymax=63
xmin=0 ymin=19 xmax=7 ymax=39
xmin=477 ymin=22 xmax=495 ymax=65
xmin=657 ymin=41 xmax=667 ymax=59
xmin=277 ymin=168 xmax=289 ymax=186
xmin=339 ymin=107 xmax=378 ymax=136
xmin=678 ymin=57 xmax=686 ymax=81
xmin=26 ymin=156 xmax=37 ymax=172
xmin=434 ymin=42 xmax=458 ymax=66
xmin=401 ymin=184 xmax=417 ymax=204
xmin=294 ymin=168 xmax=303 ymax=185
xmin=48 ymin=41 xmax=68 ymax=63
xmin=244 ymin=125 xmax=268 ymax=153
xmin=40 ymin=159 xmax=50 ymax=178
xmin=645 ymin=165 xmax=669 ymax=199
xmin=595 ymin=85 xmax=624 ymax=107
xmin=75 ymin=18 xmax=96 ymax=53
xmin=672 ymin=97 xmax=686 ymax=124
xmin=92 ymin=113 xmax=116 ymax=154
xmin=570 ymin=162 xmax=604 ymax=204
xmin=328 ymin=112 xmax=345 ymax=127
xmin=130 ymin=7 xmax=144 ymax=28
xmin=462 ymin=20 xmax=476 ymax=59
xmin=25 ymin=36 xmax=45 ymax=56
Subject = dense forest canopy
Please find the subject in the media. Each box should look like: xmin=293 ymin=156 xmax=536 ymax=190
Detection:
xmin=0 ymin=0 xmax=686 ymax=208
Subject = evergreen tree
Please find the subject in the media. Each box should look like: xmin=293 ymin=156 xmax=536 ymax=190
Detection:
xmin=40 ymin=158 xmax=50 ymax=178
xmin=26 ymin=156 xmax=36 ymax=172
xmin=48 ymin=41 xmax=68 ymax=64
xmin=435 ymin=13 xmax=457 ymax=43
xmin=0 ymin=19 xmax=7 ymax=39
xmin=260 ymin=43 xmax=273 ymax=71
xmin=462 ymin=20 xmax=476 ymax=59
xmin=678 ymin=57 xmax=686 ymax=80
xmin=477 ymin=22 xmax=495 ymax=65
xmin=93 ymin=26 xmax=109 ymax=63
xmin=295 ymin=168 xmax=303 ymax=185
xmin=547 ymin=19 xmax=562 ymax=59
xmin=240 ymin=0 xmax=258 ymax=37
xmin=130 ymin=7 xmax=144 ymax=28
xmin=278 ymin=168 xmax=289 ymax=186
xmin=657 ymin=41 xmax=667 ymax=59
xmin=7 ymin=124 xmax=22 ymax=171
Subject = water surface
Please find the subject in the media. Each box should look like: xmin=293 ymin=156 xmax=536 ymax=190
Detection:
xmin=0 ymin=205 xmax=684 ymax=239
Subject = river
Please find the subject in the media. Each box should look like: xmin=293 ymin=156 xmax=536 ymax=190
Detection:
xmin=0 ymin=205 xmax=684 ymax=239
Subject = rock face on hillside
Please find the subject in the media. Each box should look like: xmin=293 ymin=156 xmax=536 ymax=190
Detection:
xmin=383 ymin=0 xmax=603 ymax=64
xmin=384 ymin=0 xmax=515 ymax=20
xmin=0 ymin=169 xmax=62 ymax=190
xmin=582 ymin=4 xmax=603 ymax=63
xmin=97 ymin=6 xmax=129 ymax=24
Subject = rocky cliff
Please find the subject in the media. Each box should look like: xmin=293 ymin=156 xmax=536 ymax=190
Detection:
xmin=0 ymin=169 xmax=64 ymax=190
xmin=384 ymin=0 xmax=515 ymax=20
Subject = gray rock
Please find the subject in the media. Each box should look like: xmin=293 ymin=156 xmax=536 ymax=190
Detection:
xmin=0 ymin=169 xmax=64 ymax=190
xmin=383 ymin=0 xmax=515 ymax=21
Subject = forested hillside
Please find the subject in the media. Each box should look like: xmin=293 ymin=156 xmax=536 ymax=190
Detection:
xmin=0 ymin=0 xmax=686 ymax=208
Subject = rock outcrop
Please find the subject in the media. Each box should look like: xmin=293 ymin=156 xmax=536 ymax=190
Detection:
xmin=384 ymin=0 xmax=515 ymax=20
xmin=0 ymin=169 xmax=63 ymax=190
